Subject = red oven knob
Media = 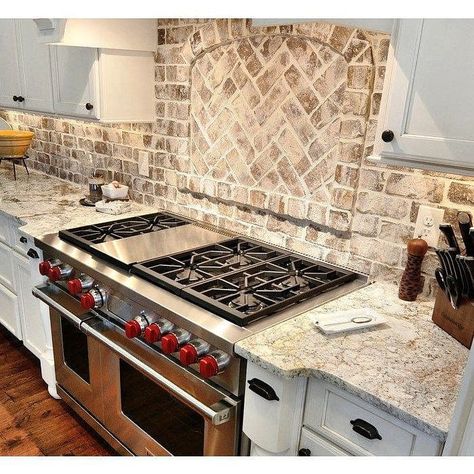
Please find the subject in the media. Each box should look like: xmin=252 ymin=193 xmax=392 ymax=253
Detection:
xmin=180 ymin=339 xmax=211 ymax=366
xmin=39 ymin=259 xmax=61 ymax=276
xmin=39 ymin=261 xmax=52 ymax=275
xmin=80 ymin=292 xmax=96 ymax=310
xmin=199 ymin=355 xmax=220 ymax=378
xmin=161 ymin=333 xmax=179 ymax=354
xmin=199 ymin=351 xmax=230 ymax=379
xmin=180 ymin=344 xmax=198 ymax=365
xmin=67 ymin=278 xmax=82 ymax=294
xmin=144 ymin=323 xmax=162 ymax=343
xmin=48 ymin=263 xmax=73 ymax=281
xmin=124 ymin=320 xmax=142 ymax=339
xmin=80 ymin=288 xmax=106 ymax=310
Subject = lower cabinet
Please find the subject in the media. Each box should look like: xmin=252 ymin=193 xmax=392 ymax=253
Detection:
xmin=0 ymin=213 xmax=56 ymax=395
xmin=242 ymin=362 xmax=442 ymax=456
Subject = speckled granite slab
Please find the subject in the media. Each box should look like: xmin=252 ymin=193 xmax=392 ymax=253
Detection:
xmin=0 ymin=166 xmax=154 ymax=238
xmin=236 ymin=281 xmax=470 ymax=440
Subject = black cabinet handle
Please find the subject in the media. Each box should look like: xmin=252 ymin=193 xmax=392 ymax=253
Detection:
xmin=13 ymin=95 xmax=18 ymax=102
xmin=298 ymin=448 xmax=311 ymax=456
xmin=350 ymin=418 xmax=382 ymax=440
xmin=19 ymin=236 xmax=27 ymax=243
xmin=17 ymin=96 xmax=25 ymax=102
xmin=27 ymin=248 xmax=39 ymax=259
xmin=85 ymin=102 xmax=94 ymax=110
xmin=381 ymin=130 xmax=394 ymax=142
xmin=247 ymin=378 xmax=279 ymax=401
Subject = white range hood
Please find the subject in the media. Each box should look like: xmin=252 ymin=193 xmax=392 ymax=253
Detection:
xmin=33 ymin=19 xmax=156 ymax=51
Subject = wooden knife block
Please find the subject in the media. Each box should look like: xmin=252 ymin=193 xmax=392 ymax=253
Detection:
xmin=432 ymin=290 xmax=474 ymax=348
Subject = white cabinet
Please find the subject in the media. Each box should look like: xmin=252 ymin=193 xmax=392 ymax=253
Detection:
xmin=0 ymin=213 xmax=56 ymax=396
xmin=0 ymin=19 xmax=155 ymax=122
xmin=374 ymin=19 xmax=474 ymax=175
xmin=16 ymin=19 xmax=54 ymax=112
xmin=50 ymin=46 xmax=99 ymax=118
xmin=0 ymin=20 xmax=23 ymax=109
xmin=50 ymin=47 xmax=155 ymax=122
xmin=242 ymin=362 xmax=442 ymax=456
xmin=0 ymin=19 xmax=53 ymax=112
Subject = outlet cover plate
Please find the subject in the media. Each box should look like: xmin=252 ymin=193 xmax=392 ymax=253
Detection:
xmin=138 ymin=151 xmax=150 ymax=177
xmin=413 ymin=205 xmax=444 ymax=247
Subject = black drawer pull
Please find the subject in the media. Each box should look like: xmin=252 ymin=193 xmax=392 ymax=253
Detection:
xmin=85 ymin=102 xmax=94 ymax=110
xmin=27 ymin=248 xmax=39 ymax=259
xmin=19 ymin=236 xmax=27 ymax=243
xmin=350 ymin=418 xmax=382 ymax=440
xmin=381 ymin=130 xmax=394 ymax=142
xmin=298 ymin=448 xmax=311 ymax=456
xmin=247 ymin=378 xmax=279 ymax=401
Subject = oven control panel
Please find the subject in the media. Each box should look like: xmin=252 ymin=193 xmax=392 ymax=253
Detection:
xmin=38 ymin=258 xmax=233 ymax=380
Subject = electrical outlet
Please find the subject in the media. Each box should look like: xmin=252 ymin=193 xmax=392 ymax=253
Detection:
xmin=413 ymin=205 xmax=445 ymax=247
xmin=138 ymin=151 xmax=150 ymax=177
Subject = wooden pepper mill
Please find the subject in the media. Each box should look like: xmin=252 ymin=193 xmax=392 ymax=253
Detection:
xmin=399 ymin=238 xmax=428 ymax=301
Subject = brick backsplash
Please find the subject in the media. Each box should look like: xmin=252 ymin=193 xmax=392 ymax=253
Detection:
xmin=1 ymin=18 xmax=473 ymax=294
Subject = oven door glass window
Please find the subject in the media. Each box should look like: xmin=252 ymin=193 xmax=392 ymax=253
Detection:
xmin=120 ymin=360 xmax=204 ymax=456
xmin=61 ymin=317 xmax=90 ymax=383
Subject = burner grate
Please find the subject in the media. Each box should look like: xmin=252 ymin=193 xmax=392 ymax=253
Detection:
xmin=132 ymin=239 xmax=281 ymax=293
xmin=182 ymin=256 xmax=358 ymax=326
xmin=59 ymin=212 xmax=188 ymax=248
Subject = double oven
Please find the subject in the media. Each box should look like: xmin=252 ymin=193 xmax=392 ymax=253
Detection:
xmin=34 ymin=283 xmax=241 ymax=456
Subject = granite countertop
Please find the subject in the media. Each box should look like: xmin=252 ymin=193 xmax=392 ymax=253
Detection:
xmin=0 ymin=166 xmax=153 ymax=238
xmin=236 ymin=281 xmax=469 ymax=441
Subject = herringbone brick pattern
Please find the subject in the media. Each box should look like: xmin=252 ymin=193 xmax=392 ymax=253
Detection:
xmin=190 ymin=36 xmax=348 ymax=202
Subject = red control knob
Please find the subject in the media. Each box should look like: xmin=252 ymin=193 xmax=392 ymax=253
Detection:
xmin=48 ymin=266 xmax=61 ymax=281
xmin=161 ymin=333 xmax=179 ymax=354
xmin=199 ymin=355 xmax=219 ymax=379
xmin=180 ymin=344 xmax=198 ymax=366
xmin=67 ymin=278 xmax=83 ymax=294
xmin=124 ymin=320 xmax=142 ymax=339
xmin=144 ymin=323 xmax=162 ymax=344
xmin=80 ymin=292 xmax=96 ymax=310
xmin=39 ymin=261 xmax=51 ymax=276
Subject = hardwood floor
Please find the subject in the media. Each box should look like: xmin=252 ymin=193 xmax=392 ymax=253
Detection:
xmin=0 ymin=325 xmax=115 ymax=456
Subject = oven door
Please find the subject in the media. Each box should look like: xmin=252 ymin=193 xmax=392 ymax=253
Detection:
xmin=83 ymin=318 xmax=241 ymax=456
xmin=33 ymin=284 xmax=105 ymax=423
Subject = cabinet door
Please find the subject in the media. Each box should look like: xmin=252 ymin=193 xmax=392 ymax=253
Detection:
xmin=16 ymin=19 xmax=54 ymax=113
xmin=0 ymin=281 xmax=21 ymax=339
xmin=50 ymin=45 xmax=99 ymax=118
xmin=0 ymin=19 xmax=23 ymax=108
xmin=0 ymin=239 xmax=15 ymax=292
xmin=13 ymin=252 xmax=48 ymax=358
xmin=377 ymin=19 xmax=474 ymax=175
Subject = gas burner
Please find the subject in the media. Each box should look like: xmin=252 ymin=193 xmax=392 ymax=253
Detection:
xmin=229 ymin=292 xmax=265 ymax=313
xmin=226 ymin=253 xmax=253 ymax=267
xmin=175 ymin=267 xmax=205 ymax=283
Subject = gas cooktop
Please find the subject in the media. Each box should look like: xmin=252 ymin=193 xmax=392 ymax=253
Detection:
xmin=58 ymin=212 xmax=360 ymax=327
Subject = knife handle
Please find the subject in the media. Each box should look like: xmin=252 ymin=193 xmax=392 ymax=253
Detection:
xmin=458 ymin=255 xmax=474 ymax=298
xmin=439 ymin=224 xmax=461 ymax=253
xmin=458 ymin=212 xmax=474 ymax=256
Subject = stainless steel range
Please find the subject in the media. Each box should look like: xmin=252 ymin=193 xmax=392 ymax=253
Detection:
xmin=32 ymin=211 xmax=367 ymax=456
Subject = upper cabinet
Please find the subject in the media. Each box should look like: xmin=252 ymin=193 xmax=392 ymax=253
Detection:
xmin=0 ymin=19 xmax=53 ymax=112
xmin=0 ymin=19 xmax=155 ymax=122
xmin=373 ymin=19 xmax=474 ymax=176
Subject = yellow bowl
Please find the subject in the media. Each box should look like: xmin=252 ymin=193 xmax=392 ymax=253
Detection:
xmin=0 ymin=130 xmax=34 ymax=157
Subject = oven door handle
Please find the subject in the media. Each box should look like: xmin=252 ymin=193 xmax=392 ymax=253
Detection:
xmin=32 ymin=284 xmax=93 ymax=329
xmin=83 ymin=321 xmax=236 ymax=426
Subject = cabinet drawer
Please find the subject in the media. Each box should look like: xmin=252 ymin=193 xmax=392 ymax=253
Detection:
xmin=299 ymin=427 xmax=350 ymax=456
xmin=0 ymin=281 xmax=22 ymax=338
xmin=304 ymin=379 xmax=441 ymax=456
xmin=0 ymin=240 xmax=16 ymax=292
xmin=11 ymin=227 xmax=35 ymax=256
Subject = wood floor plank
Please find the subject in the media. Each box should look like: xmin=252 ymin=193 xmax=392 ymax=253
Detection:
xmin=0 ymin=325 xmax=115 ymax=456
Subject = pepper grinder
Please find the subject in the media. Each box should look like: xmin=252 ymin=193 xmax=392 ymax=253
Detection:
xmin=398 ymin=238 xmax=428 ymax=301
